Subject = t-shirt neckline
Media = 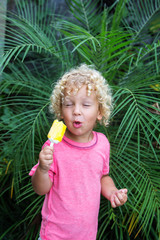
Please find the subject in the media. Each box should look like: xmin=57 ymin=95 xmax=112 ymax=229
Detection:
xmin=62 ymin=131 xmax=97 ymax=149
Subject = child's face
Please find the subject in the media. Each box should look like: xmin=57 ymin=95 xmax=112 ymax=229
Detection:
xmin=61 ymin=85 xmax=102 ymax=142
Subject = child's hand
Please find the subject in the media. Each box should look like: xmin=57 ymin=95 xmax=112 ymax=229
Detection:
xmin=110 ymin=189 xmax=128 ymax=208
xmin=39 ymin=146 xmax=54 ymax=173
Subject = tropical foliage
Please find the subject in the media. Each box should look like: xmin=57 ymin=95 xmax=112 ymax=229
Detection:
xmin=0 ymin=0 xmax=160 ymax=239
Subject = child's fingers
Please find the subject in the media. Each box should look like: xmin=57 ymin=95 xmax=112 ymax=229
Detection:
xmin=39 ymin=146 xmax=54 ymax=172
xmin=110 ymin=195 xmax=122 ymax=208
xmin=116 ymin=191 xmax=128 ymax=204
xmin=110 ymin=195 xmax=117 ymax=208
xmin=44 ymin=149 xmax=53 ymax=160
xmin=43 ymin=146 xmax=54 ymax=154
xmin=39 ymin=146 xmax=54 ymax=162
xmin=110 ymin=189 xmax=128 ymax=208
xmin=117 ymin=192 xmax=127 ymax=203
xmin=45 ymin=153 xmax=53 ymax=160
xmin=119 ymin=188 xmax=128 ymax=194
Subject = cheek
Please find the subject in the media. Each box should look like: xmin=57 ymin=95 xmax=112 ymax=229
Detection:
xmin=61 ymin=106 xmax=67 ymax=117
xmin=61 ymin=108 xmax=71 ymax=120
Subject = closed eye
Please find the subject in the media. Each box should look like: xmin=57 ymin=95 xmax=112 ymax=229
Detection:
xmin=63 ymin=101 xmax=73 ymax=107
xmin=83 ymin=103 xmax=91 ymax=107
xmin=64 ymin=103 xmax=73 ymax=107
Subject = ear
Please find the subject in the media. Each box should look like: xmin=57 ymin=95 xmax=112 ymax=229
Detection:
xmin=97 ymin=111 xmax=102 ymax=121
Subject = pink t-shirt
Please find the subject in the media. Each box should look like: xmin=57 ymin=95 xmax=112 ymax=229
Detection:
xmin=29 ymin=131 xmax=110 ymax=240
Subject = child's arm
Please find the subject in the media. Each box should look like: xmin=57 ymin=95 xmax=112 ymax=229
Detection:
xmin=101 ymin=175 xmax=128 ymax=208
xmin=31 ymin=146 xmax=53 ymax=195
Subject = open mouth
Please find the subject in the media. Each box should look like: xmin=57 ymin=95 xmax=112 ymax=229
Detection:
xmin=73 ymin=121 xmax=82 ymax=128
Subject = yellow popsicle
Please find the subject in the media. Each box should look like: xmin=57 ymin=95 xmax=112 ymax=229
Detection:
xmin=48 ymin=120 xmax=66 ymax=146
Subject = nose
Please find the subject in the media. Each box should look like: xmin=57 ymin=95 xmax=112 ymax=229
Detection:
xmin=73 ymin=104 xmax=81 ymax=115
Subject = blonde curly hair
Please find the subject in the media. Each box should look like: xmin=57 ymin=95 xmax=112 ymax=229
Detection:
xmin=50 ymin=64 xmax=113 ymax=126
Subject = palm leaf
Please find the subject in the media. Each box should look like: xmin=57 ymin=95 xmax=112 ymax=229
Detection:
xmin=0 ymin=1 xmax=68 ymax=72
xmin=108 ymin=142 xmax=160 ymax=238
xmin=65 ymin=0 xmax=102 ymax=33
xmin=123 ymin=0 xmax=160 ymax=42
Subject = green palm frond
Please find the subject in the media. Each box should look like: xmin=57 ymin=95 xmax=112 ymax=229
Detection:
xmin=57 ymin=19 xmax=134 ymax=75
xmin=65 ymin=0 xmax=103 ymax=33
xmin=124 ymin=0 xmax=160 ymax=42
xmin=97 ymin=140 xmax=160 ymax=239
xmin=111 ymin=0 xmax=128 ymax=31
xmin=112 ymin=86 xmax=160 ymax=155
xmin=1 ymin=63 xmax=51 ymax=187
xmin=0 ymin=1 xmax=70 ymax=72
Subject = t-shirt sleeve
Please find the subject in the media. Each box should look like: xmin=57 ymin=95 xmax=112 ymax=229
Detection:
xmin=102 ymin=137 xmax=110 ymax=176
xmin=29 ymin=140 xmax=56 ymax=182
